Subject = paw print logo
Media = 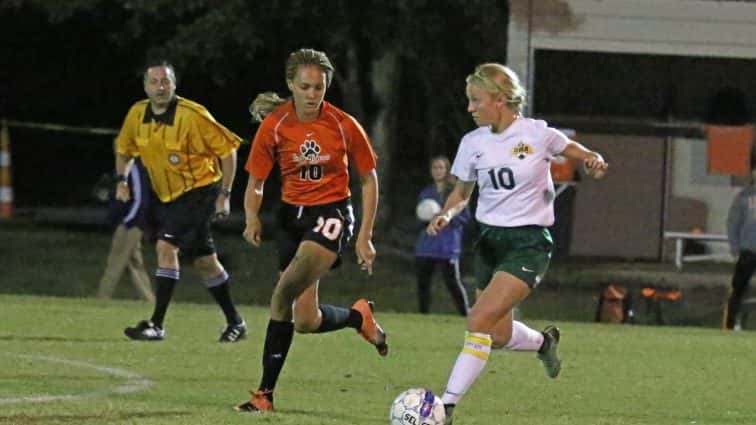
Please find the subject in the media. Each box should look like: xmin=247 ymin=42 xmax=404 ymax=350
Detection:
xmin=300 ymin=139 xmax=321 ymax=160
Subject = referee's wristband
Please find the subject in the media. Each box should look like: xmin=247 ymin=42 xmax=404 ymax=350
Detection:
xmin=115 ymin=174 xmax=128 ymax=183
xmin=220 ymin=188 xmax=232 ymax=197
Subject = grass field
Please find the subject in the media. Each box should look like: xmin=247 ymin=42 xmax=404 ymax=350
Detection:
xmin=1 ymin=294 xmax=755 ymax=425
xmin=0 ymin=221 xmax=729 ymax=327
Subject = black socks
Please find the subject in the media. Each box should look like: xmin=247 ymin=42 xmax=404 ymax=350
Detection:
xmin=207 ymin=281 xmax=242 ymax=324
xmin=150 ymin=275 xmax=177 ymax=328
xmin=314 ymin=304 xmax=362 ymax=333
xmin=259 ymin=320 xmax=295 ymax=393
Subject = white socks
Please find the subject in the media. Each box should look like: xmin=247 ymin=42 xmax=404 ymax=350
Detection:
xmin=441 ymin=332 xmax=492 ymax=405
xmin=441 ymin=323 xmax=544 ymax=406
xmin=504 ymin=320 xmax=544 ymax=352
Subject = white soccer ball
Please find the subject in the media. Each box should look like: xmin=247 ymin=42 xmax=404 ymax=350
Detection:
xmin=416 ymin=199 xmax=441 ymax=222
xmin=390 ymin=388 xmax=446 ymax=425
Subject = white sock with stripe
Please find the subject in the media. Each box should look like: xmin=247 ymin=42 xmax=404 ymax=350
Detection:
xmin=504 ymin=321 xmax=544 ymax=352
xmin=441 ymin=331 xmax=492 ymax=405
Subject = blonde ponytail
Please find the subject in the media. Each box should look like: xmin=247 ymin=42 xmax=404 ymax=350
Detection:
xmin=249 ymin=92 xmax=288 ymax=123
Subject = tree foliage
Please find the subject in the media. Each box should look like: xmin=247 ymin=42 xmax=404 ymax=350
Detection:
xmin=5 ymin=0 xmax=509 ymax=229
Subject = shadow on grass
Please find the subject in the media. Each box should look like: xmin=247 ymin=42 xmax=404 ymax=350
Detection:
xmin=275 ymin=408 xmax=385 ymax=424
xmin=0 ymin=410 xmax=190 ymax=424
xmin=0 ymin=335 xmax=115 ymax=343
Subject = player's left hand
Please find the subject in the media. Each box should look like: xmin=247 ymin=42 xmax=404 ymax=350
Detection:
xmin=583 ymin=153 xmax=608 ymax=179
xmin=356 ymin=236 xmax=376 ymax=276
xmin=214 ymin=195 xmax=230 ymax=221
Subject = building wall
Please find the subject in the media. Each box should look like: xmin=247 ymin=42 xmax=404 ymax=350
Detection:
xmin=669 ymin=138 xmax=742 ymax=255
xmin=508 ymin=0 xmax=756 ymax=258
xmin=568 ymin=134 xmax=665 ymax=259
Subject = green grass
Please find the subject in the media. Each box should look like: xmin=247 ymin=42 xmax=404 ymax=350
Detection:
xmin=1 ymin=294 xmax=755 ymax=425
xmin=0 ymin=221 xmax=731 ymax=327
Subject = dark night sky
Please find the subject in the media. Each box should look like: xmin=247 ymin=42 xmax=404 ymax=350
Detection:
xmin=4 ymin=3 xmax=756 ymax=209
xmin=1 ymin=6 xmax=281 ymax=207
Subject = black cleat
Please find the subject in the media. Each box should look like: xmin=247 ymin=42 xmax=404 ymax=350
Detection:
xmin=124 ymin=320 xmax=165 ymax=341
xmin=537 ymin=325 xmax=561 ymax=378
xmin=220 ymin=320 xmax=247 ymax=343
xmin=444 ymin=404 xmax=455 ymax=425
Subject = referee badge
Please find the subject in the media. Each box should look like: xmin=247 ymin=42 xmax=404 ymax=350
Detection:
xmin=168 ymin=153 xmax=181 ymax=165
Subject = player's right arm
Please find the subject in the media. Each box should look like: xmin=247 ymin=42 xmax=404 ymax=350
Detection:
xmin=427 ymin=180 xmax=474 ymax=236
xmin=114 ymin=153 xmax=134 ymax=202
xmin=727 ymin=190 xmax=745 ymax=256
xmin=243 ymin=176 xmax=265 ymax=247
xmin=243 ymin=117 xmax=276 ymax=247
xmin=113 ymin=105 xmax=141 ymax=202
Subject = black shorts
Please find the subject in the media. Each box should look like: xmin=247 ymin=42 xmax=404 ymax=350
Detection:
xmin=276 ymin=198 xmax=355 ymax=271
xmin=155 ymin=182 xmax=219 ymax=258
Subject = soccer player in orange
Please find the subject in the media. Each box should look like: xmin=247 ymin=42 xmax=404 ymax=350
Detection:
xmin=235 ymin=48 xmax=387 ymax=413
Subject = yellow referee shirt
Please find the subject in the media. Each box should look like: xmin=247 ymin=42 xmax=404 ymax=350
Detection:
xmin=115 ymin=96 xmax=241 ymax=202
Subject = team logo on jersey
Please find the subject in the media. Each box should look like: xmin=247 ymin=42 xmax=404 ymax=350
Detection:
xmin=293 ymin=139 xmax=331 ymax=163
xmin=168 ymin=153 xmax=181 ymax=165
xmin=511 ymin=142 xmax=533 ymax=160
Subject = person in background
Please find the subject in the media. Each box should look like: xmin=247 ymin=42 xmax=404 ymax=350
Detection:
xmin=115 ymin=60 xmax=246 ymax=343
xmin=97 ymin=157 xmax=154 ymax=302
xmin=236 ymin=48 xmax=386 ymax=413
xmin=724 ymin=169 xmax=756 ymax=330
xmin=415 ymin=155 xmax=471 ymax=315
xmin=427 ymin=62 xmax=608 ymax=425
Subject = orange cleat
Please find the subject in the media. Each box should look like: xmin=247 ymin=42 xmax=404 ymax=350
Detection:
xmin=235 ymin=390 xmax=274 ymax=413
xmin=351 ymin=299 xmax=388 ymax=356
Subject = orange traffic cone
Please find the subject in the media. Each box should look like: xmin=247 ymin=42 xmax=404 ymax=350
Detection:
xmin=0 ymin=119 xmax=13 ymax=218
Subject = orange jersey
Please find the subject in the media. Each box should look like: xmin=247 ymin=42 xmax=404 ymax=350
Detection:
xmin=246 ymin=101 xmax=377 ymax=206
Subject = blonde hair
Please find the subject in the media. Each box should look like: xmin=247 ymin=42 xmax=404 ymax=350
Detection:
xmin=249 ymin=92 xmax=287 ymax=123
xmin=465 ymin=63 xmax=526 ymax=113
xmin=249 ymin=48 xmax=335 ymax=123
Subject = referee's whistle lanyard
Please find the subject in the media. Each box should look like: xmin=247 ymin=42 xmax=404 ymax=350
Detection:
xmin=297 ymin=205 xmax=304 ymax=219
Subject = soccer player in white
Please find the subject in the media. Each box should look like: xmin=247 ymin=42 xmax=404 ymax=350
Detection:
xmin=428 ymin=63 xmax=608 ymax=424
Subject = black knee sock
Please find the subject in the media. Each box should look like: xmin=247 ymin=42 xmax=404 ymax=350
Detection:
xmin=151 ymin=275 xmax=177 ymax=328
xmin=208 ymin=281 xmax=242 ymax=324
xmin=259 ymin=319 xmax=295 ymax=394
xmin=314 ymin=304 xmax=362 ymax=333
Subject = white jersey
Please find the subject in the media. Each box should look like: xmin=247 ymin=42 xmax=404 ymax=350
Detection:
xmin=451 ymin=117 xmax=569 ymax=227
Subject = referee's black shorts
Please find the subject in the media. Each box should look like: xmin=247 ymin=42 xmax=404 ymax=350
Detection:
xmin=276 ymin=198 xmax=355 ymax=271
xmin=156 ymin=182 xmax=219 ymax=258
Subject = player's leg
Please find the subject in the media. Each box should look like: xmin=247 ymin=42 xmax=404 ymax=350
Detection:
xmin=293 ymin=200 xmax=387 ymax=353
xmin=442 ymin=225 xmax=553 ymax=423
xmin=237 ymin=241 xmax=338 ymax=413
xmin=151 ymin=239 xmax=179 ymax=328
xmin=491 ymin=228 xmax=560 ymax=376
xmin=441 ymin=271 xmax=530 ymax=422
xmin=194 ymin=253 xmax=246 ymax=342
xmin=415 ymin=257 xmax=435 ymax=314
xmin=441 ymin=258 xmax=470 ymax=316
xmin=292 ymin=262 xmax=376 ymax=336
xmin=489 ymin=310 xmax=560 ymax=378
xmin=126 ymin=228 xmax=155 ymax=303
xmin=124 ymin=238 xmax=178 ymax=340
xmin=293 ymin=279 xmax=363 ymax=334
xmin=725 ymin=250 xmax=756 ymax=329
xmin=98 ymin=224 xmax=136 ymax=299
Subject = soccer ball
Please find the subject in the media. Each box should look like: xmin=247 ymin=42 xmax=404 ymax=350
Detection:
xmin=390 ymin=388 xmax=446 ymax=425
xmin=416 ymin=199 xmax=441 ymax=222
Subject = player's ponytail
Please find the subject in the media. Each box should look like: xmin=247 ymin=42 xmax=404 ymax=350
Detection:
xmin=249 ymin=92 xmax=288 ymax=123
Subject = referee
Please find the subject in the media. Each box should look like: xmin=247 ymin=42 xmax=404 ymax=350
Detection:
xmin=115 ymin=60 xmax=246 ymax=342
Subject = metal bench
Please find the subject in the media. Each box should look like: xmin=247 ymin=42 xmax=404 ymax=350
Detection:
xmin=663 ymin=231 xmax=733 ymax=271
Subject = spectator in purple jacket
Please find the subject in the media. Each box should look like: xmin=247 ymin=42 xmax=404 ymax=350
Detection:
xmin=415 ymin=155 xmax=471 ymax=315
